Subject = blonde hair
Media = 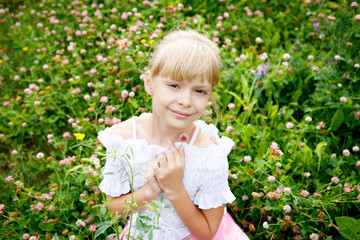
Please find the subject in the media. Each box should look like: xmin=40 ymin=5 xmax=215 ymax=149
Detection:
xmin=148 ymin=29 xmax=221 ymax=87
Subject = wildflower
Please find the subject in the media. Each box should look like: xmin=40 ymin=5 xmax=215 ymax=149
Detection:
xmin=49 ymin=205 xmax=55 ymax=211
xmin=267 ymin=191 xmax=280 ymax=200
xmin=314 ymin=193 xmax=322 ymax=199
xmin=343 ymin=149 xmax=350 ymax=157
xmin=301 ymin=189 xmax=309 ymax=197
xmin=179 ymin=133 xmax=189 ymax=142
xmin=242 ymin=195 xmax=248 ymax=201
xmin=339 ymin=97 xmax=347 ymax=103
xmin=121 ymin=90 xmax=129 ymax=99
xmin=22 ymin=233 xmax=30 ymax=239
xmin=263 ymin=221 xmax=269 ymax=229
xmin=352 ymin=146 xmax=359 ymax=152
xmin=36 ymin=202 xmax=44 ymax=211
xmin=74 ymin=133 xmax=85 ymax=140
xmin=228 ymin=103 xmax=235 ymax=109
xmin=36 ymin=152 xmax=44 ymax=159
xmin=100 ymin=96 xmax=108 ymax=103
xmin=149 ymin=39 xmax=155 ymax=44
xmin=140 ymin=39 xmax=146 ymax=43
xmin=129 ymin=92 xmax=135 ymax=98
xmin=356 ymin=161 xmax=360 ymax=168
xmin=6 ymin=176 xmax=14 ymax=183
xmin=268 ymin=176 xmax=276 ymax=183
xmin=343 ymin=187 xmax=352 ymax=193
xmin=308 ymin=55 xmax=314 ymax=60
xmin=284 ymin=187 xmax=291 ymax=194
xmin=312 ymin=65 xmax=319 ymax=72
xmin=255 ymin=37 xmax=262 ymax=43
xmin=23 ymin=47 xmax=29 ymax=52
xmin=14 ymin=75 xmax=20 ymax=81
xmin=12 ymin=150 xmax=18 ymax=155
xmin=331 ymin=177 xmax=339 ymax=184
xmin=283 ymin=205 xmax=291 ymax=213
xmin=304 ymin=172 xmax=311 ymax=177
xmin=355 ymin=15 xmax=360 ymax=22
xmin=244 ymin=156 xmax=252 ymax=163
xmin=63 ymin=132 xmax=71 ymax=139
xmin=334 ymin=55 xmax=341 ymax=61
xmin=330 ymin=153 xmax=336 ymax=158
xmin=310 ymin=233 xmax=319 ymax=240
xmin=89 ymin=224 xmax=97 ymax=232
xmin=351 ymin=2 xmax=358 ymax=8
xmin=34 ymin=101 xmax=40 ymax=106
xmin=226 ymin=126 xmax=234 ymax=133
xmin=76 ymin=219 xmax=86 ymax=227
xmin=283 ymin=53 xmax=290 ymax=60
xmin=285 ymin=122 xmax=294 ymax=129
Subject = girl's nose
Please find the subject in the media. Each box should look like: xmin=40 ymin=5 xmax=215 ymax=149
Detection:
xmin=177 ymin=90 xmax=192 ymax=107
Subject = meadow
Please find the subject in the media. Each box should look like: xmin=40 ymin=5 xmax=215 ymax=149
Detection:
xmin=0 ymin=0 xmax=359 ymax=239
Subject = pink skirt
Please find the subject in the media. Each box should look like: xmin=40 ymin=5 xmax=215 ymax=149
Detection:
xmin=183 ymin=212 xmax=249 ymax=240
xmin=120 ymin=212 xmax=249 ymax=240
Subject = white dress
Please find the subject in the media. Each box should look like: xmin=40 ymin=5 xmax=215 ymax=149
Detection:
xmin=98 ymin=114 xmax=236 ymax=240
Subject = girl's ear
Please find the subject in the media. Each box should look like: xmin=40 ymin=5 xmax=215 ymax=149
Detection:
xmin=144 ymin=71 xmax=152 ymax=95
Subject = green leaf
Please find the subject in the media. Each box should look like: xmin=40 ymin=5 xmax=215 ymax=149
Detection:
xmin=95 ymin=224 xmax=111 ymax=238
xmin=335 ymin=217 xmax=360 ymax=240
xmin=38 ymin=222 xmax=55 ymax=232
xmin=148 ymin=229 xmax=153 ymax=240
xmin=329 ymin=108 xmax=344 ymax=132
xmin=315 ymin=142 xmax=327 ymax=160
xmin=100 ymin=207 xmax=107 ymax=215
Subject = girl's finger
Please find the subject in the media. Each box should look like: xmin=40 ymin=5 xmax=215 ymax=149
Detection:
xmin=165 ymin=147 xmax=175 ymax=170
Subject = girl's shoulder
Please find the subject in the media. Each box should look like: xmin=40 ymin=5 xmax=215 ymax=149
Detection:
xmin=193 ymin=130 xmax=214 ymax=148
xmin=109 ymin=118 xmax=133 ymax=140
xmin=192 ymin=120 xmax=235 ymax=152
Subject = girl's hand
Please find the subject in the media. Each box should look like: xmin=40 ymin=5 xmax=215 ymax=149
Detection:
xmin=146 ymin=160 xmax=162 ymax=198
xmin=154 ymin=141 xmax=185 ymax=197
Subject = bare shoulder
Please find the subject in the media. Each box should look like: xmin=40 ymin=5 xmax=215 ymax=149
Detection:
xmin=193 ymin=130 xmax=215 ymax=148
xmin=109 ymin=118 xmax=133 ymax=139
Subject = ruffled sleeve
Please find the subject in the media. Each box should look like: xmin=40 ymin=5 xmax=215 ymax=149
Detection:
xmin=98 ymin=126 xmax=132 ymax=197
xmin=193 ymin=121 xmax=236 ymax=209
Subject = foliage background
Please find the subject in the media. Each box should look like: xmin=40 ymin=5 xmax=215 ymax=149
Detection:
xmin=0 ymin=0 xmax=359 ymax=239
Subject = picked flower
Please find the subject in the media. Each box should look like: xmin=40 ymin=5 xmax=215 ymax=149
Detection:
xmin=74 ymin=133 xmax=85 ymax=140
xmin=179 ymin=133 xmax=189 ymax=142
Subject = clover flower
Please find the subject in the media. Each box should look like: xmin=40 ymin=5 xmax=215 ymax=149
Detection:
xmin=179 ymin=133 xmax=189 ymax=142
xmin=283 ymin=205 xmax=291 ymax=213
xmin=244 ymin=156 xmax=252 ymax=163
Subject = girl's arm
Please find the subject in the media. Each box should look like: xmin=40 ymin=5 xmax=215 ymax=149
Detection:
xmin=154 ymin=142 xmax=224 ymax=240
xmin=106 ymin=160 xmax=162 ymax=217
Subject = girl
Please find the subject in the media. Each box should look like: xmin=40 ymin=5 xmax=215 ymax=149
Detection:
xmin=98 ymin=30 xmax=249 ymax=240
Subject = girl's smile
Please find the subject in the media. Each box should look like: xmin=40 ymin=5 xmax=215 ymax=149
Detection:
xmin=170 ymin=109 xmax=193 ymax=119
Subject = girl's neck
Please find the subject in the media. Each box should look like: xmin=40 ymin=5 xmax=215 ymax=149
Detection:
xmin=146 ymin=113 xmax=195 ymax=147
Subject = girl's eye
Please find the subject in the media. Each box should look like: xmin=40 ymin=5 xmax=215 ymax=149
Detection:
xmin=195 ymin=89 xmax=208 ymax=95
xmin=169 ymin=84 xmax=179 ymax=89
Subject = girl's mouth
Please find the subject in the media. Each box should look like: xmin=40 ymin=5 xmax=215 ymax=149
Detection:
xmin=170 ymin=110 xmax=192 ymax=119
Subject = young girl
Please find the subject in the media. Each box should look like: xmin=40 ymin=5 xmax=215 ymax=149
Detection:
xmin=98 ymin=30 xmax=249 ymax=240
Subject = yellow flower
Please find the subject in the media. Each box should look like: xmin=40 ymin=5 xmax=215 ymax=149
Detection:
xmin=23 ymin=47 xmax=29 ymax=51
xmin=0 ymin=60 xmax=2 ymax=64
xmin=140 ymin=39 xmax=146 ymax=43
xmin=118 ymin=42 xmax=124 ymax=45
xmin=74 ymin=133 xmax=85 ymax=140
xmin=149 ymin=39 xmax=155 ymax=44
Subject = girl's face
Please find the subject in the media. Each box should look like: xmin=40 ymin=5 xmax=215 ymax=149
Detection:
xmin=145 ymin=74 xmax=212 ymax=130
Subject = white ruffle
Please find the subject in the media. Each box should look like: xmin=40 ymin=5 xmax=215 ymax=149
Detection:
xmin=97 ymin=116 xmax=236 ymax=239
xmin=98 ymin=126 xmax=132 ymax=197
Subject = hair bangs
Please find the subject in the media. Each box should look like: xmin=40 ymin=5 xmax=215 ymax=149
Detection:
xmin=148 ymin=30 xmax=220 ymax=86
